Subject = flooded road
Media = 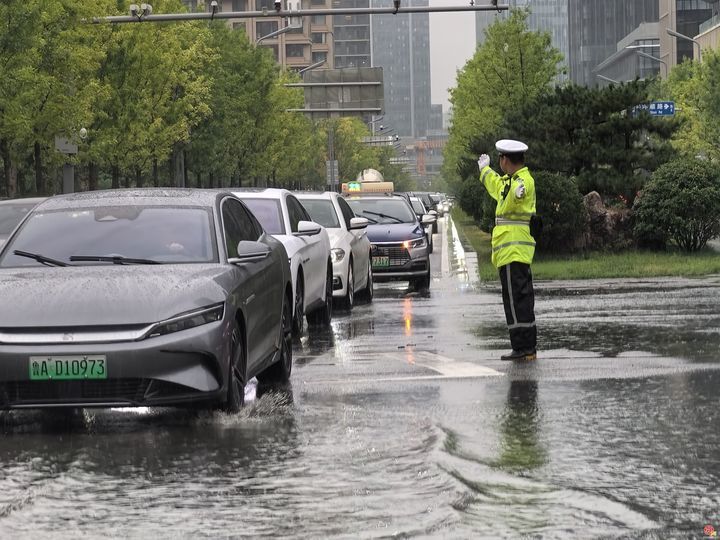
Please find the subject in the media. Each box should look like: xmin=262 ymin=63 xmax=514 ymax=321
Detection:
xmin=2 ymin=216 xmax=719 ymax=538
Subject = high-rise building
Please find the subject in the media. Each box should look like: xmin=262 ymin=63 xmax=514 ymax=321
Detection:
xmin=370 ymin=0 xmax=431 ymax=138
xmin=475 ymin=1 xmax=569 ymax=80
xmin=568 ymin=0 xmax=658 ymax=86
xmin=332 ymin=0 xmax=371 ymax=69
xmin=659 ymin=0 xmax=717 ymax=72
xmin=181 ymin=0 xmax=335 ymax=71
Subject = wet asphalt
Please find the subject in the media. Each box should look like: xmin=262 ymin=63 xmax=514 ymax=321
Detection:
xmin=1 ymin=216 xmax=719 ymax=539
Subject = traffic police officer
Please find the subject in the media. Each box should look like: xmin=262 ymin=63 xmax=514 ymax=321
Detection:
xmin=478 ymin=139 xmax=537 ymax=361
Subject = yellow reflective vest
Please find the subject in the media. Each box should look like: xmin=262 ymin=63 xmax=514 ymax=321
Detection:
xmin=479 ymin=165 xmax=536 ymax=268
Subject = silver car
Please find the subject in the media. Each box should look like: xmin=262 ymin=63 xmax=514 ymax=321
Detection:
xmin=0 ymin=189 xmax=293 ymax=411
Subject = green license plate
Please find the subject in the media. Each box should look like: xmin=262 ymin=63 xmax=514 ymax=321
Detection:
xmin=29 ymin=356 xmax=107 ymax=381
xmin=372 ymin=256 xmax=389 ymax=268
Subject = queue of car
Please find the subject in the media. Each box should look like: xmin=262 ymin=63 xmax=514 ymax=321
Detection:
xmin=0 ymin=185 xmax=448 ymax=411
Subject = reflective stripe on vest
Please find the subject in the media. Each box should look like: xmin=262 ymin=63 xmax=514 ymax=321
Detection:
xmin=480 ymin=168 xmax=493 ymax=186
xmin=495 ymin=218 xmax=530 ymax=226
xmin=492 ymin=240 xmax=536 ymax=253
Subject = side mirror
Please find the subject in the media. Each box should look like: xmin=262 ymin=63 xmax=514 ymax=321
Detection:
xmin=421 ymin=214 xmax=436 ymax=224
xmin=229 ymin=241 xmax=271 ymax=264
xmin=294 ymin=220 xmax=322 ymax=236
xmin=429 ymin=210 xmax=438 ymax=216
xmin=349 ymin=217 xmax=369 ymax=230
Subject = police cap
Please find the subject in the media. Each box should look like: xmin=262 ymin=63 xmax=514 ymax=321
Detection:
xmin=495 ymin=139 xmax=528 ymax=155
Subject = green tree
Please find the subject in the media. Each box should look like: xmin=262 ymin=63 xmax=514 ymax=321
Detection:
xmin=87 ymin=0 xmax=213 ymax=188
xmin=443 ymin=8 xmax=562 ymax=215
xmin=633 ymin=158 xmax=720 ymax=252
xmin=27 ymin=0 xmax=113 ymax=195
xmin=665 ymin=51 xmax=720 ymax=162
xmin=504 ymin=80 xmax=677 ymax=201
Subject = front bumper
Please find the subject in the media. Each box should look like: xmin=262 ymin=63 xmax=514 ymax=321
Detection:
xmin=370 ymin=242 xmax=429 ymax=282
xmin=0 ymin=321 xmax=229 ymax=409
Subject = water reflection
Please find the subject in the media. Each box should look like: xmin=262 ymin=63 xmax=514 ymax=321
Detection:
xmin=496 ymin=379 xmax=547 ymax=471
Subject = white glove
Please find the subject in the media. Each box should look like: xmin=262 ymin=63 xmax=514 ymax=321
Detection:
xmin=477 ymin=154 xmax=490 ymax=171
xmin=514 ymin=182 xmax=525 ymax=199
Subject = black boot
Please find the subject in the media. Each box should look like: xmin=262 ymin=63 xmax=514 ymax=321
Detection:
xmin=500 ymin=349 xmax=537 ymax=361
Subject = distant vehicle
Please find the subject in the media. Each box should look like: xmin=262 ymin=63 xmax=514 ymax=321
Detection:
xmin=343 ymin=189 xmax=434 ymax=290
xmin=296 ymin=191 xmax=373 ymax=310
xmin=233 ymin=188 xmax=333 ymax=335
xmin=412 ymin=192 xmax=440 ymax=233
xmin=0 ymin=189 xmax=293 ymax=411
xmin=408 ymin=195 xmax=436 ymax=254
xmin=0 ymin=197 xmax=46 ymax=247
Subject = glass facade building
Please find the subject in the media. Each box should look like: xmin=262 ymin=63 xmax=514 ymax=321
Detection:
xmin=568 ymin=0 xmax=659 ymax=86
xmin=370 ymin=0 xmax=431 ymax=138
xmin=332 ymin=0 xmax=372 ymax=68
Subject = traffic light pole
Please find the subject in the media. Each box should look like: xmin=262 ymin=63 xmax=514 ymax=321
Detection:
xmin=87 ymin=5 xmax=508 ymax=24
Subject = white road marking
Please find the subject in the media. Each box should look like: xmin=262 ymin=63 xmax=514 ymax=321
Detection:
xmin=440 ymin=218 xmax=450 ymax=276
xmin=302 ymin=351 xmax=503 ymax=385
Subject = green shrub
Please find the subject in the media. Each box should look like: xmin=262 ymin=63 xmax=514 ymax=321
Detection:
xmin=532 ymin=171 xmax=587 ymax=253
xmin=472 ymin=170 xmax=587 ymax=253
xmin=633 ymin=158 xmax=720 ymax=252
xmin=457 ymin=176 xmax=486 ymax=223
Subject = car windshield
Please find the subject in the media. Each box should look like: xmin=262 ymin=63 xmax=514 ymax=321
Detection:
xmin=0 ymin=202 xmax=38 ymax=235
xmin=0 ymin=206 xmax=217 ymax=267
xmin=300 ymin=199 xmax=340 ymax=228
xmin=239 ymin=198 xmax=285 ymax=235
xmin=346 ymin=198 xmax=416 ymax=224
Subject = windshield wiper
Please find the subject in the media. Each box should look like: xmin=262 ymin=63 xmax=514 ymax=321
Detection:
xmin=361 ymin=210 xmax=404 ymax=224
xmin=69 ymin=255 xmax=161 ymax=265
xmin=13 ymin=250 xmax=71 ymax=267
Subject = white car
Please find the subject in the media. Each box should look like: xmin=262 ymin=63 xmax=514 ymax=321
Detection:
xmin=296 ymin=192 xmax=373 ymax=310
xmin=233 ymin=189 xmax=332 ymax=335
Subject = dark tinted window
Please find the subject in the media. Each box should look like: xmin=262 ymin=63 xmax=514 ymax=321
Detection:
xmin=222 ymin=198 xmax=260 ymax=258
xmin=410 ymin=199 xmax=425 ymax=215
xmin=239 ymin=198 xmax=285 ymax=234
xmin=0 ymin=206 xmax=217 ymax=267
xmin=286 ymin=196 xmax=309 ymax=233
xmin=300 ymin=199 xmax=340 ymax=228
xmin=337 ymin=198 xmax=355 ymax=230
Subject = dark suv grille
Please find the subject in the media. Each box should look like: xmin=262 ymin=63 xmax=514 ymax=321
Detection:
xmin=1 ymin=379 xmax=149 ymax=405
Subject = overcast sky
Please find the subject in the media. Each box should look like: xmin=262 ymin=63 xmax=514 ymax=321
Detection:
xmin=429 ymin=0 xmax=477 ymax=113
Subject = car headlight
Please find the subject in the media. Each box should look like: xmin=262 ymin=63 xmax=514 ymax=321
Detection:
xmin=402 ymin=237 xmax=426 ymax=249
xmin=331 ymin=248 xmax=346 ymax=264
xmin=145 ymin=303 xmax=224 ymax=338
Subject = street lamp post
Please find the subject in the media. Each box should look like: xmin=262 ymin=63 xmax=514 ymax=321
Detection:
xmin=596 ymin=74 xmax=620 ymax=85
xmin=256 ymin=24 xmax=293 ymax=44
xmin=633 ymin=49 xmax=668 ymax=78
xmin=298 ymin=59 xmax=326 ymax=74
xmin=667 ymin=28 xmax=702 ymax=63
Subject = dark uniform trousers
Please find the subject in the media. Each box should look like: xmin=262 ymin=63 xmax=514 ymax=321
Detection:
xmin=498 ymin=261 xmax=536 ymax=352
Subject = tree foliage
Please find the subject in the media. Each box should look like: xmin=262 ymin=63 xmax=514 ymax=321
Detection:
xmin=633 ymin=158 xmax=720 ymax=252
xmin=504 ymin=80 xmax=677 ymax=201
xmin=0 ymin=3 xmax=402 ymax=196
xmin=664 ymin=51 xmax=720 ymax=163
xmin=442 ymin=8 xmax=562 ymax=217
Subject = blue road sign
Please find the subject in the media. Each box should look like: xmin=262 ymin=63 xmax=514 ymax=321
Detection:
xmin=649 ymin=101 xmax=675 ymax=116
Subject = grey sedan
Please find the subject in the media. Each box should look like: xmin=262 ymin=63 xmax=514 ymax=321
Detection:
xmin=0 ymin=189 xmax=293 ymax=411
